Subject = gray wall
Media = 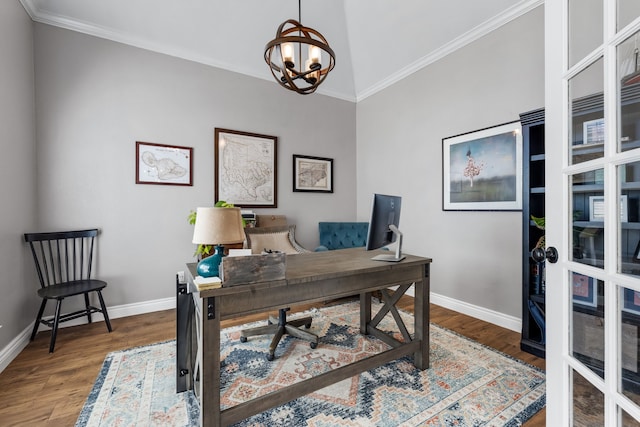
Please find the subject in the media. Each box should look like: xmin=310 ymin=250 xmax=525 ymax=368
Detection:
xmin=32 ymin=24 xmax=356 ymax=309
xmin=1 ymin=4 xmax=546 ymax=356
xmin=356 ymin=6 xmax=545 ymax=319
xmin=0 ymin=3 xmax=37 ymax=353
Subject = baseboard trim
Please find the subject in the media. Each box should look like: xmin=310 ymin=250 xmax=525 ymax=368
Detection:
xmin=430 ymin=292 xmax=522 ymax=333
xmin=1 ymin=292 xmax=522 ymax=374
xmin=0 ymin=297 xmax=175 ymax=374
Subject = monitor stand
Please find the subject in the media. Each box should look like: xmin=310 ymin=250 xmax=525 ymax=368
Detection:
xmin=371 ymin=225 xmax=405 ymax=262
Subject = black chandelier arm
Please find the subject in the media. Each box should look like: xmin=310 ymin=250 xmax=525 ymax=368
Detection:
xmin=267 ymin=66 xmax=326 ymax=95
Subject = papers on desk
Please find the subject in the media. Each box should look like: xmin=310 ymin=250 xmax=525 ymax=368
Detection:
xmin=193 ymin=275 xmax=222 ymax=290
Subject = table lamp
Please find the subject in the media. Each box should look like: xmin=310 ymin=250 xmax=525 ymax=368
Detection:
xmin=191 ymin=207 xmax=246 ymax=278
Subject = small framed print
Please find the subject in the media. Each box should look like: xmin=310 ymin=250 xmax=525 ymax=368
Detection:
xmin=583 ymin=118 xmax=605 ymax=145
xmin=588 ymin=195 xmax=628 ymax=222
xmin=293 ymin=154 xmax=333 ymax=193
xmin=136 ymin=141 xmax=193 ymax=186
xmin=622 ymin=288 xmax=640 ymax=315
xmin=572 ymin=272 xmax=597 ymax=307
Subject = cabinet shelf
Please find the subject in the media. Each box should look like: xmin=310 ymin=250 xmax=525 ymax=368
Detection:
xmin=572 ymin=184 xmax=602 ymax=193
xmin=574 ymin=221 xmax=640 ymax=229
xmin=572 ymin=182 xmax=640 ymax=192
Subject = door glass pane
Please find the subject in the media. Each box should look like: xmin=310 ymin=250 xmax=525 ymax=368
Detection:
xmin=572 ymin=170 xmax=604 ymax=266
xmin=569 ymin=0 xmax=603 ymax=67
xmin=572 ymin=368 xmax=605 ymax=425
xmin=571 ymin=271 xmax=605 ymax=378
xmin=620 ymin=285 xmax=640 ymax=405
xmin=619 ymin=30 xmax=640 ymax=153
xmin=571 ymin=58 xmax=605 ymax=165
xmin=618 ymin=0 xmax=640 ymax=32
xmin=620 ymin=162 xmax=640 ymax=275
xmin=621 ymin=407 xmax=640 ymax=425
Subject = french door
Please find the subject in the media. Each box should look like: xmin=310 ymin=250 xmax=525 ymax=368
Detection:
xmin=545 ymin=0 xmax=640 ymax=425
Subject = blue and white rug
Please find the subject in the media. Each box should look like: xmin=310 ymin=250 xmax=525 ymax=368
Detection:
xmin=77 ymin=301 xmax=545 ymax=426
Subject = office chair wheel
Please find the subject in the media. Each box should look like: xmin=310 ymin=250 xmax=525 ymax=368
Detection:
xmin=267 ymin=352 xmax=275 ymax=361
xmin=240 ymin=336 xmax=247 ymax=343
xmin=310 ymin=342 xmax=318 ymax=349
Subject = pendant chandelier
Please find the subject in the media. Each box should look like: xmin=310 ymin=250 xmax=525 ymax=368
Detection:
xmin=264 ymin=0 xmax=336 ymax=95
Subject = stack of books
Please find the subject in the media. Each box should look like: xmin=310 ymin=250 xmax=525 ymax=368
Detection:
xmin=193 ymin=275 xmax=222 ymax=290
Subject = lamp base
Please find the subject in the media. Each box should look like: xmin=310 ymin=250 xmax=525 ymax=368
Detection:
xmin=196 ymin=245 xmax=225 ymax=277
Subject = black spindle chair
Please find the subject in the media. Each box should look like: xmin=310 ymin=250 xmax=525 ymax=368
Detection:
xmin=24 ymin=229 xmax=112 ymax=352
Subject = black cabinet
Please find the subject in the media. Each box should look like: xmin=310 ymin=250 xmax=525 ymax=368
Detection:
xmin=570 ymin=84 xmax=640 ymax=273
xmin=520 ymin=108 xmax=546 ymax=358
xmin=519 ymin=82 xmax=640 ymax=359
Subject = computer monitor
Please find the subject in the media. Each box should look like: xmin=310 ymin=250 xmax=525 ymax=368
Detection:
xmin=365 ymin=193 xmax=405 ymax=262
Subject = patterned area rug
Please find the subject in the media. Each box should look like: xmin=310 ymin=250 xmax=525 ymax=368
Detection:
xmin=77 ymin=301 xmax=545 ymax=426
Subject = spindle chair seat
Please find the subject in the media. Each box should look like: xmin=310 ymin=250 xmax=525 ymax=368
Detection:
xmin=24 ymin=229 xmax=112 ymax=353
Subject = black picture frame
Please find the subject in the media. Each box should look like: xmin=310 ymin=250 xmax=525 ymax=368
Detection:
xmin=292 ymin=154 xmax=333 ymax=193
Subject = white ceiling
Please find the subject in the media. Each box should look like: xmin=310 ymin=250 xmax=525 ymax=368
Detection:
xmin=20 ymin=0 xmax=542 ymax=102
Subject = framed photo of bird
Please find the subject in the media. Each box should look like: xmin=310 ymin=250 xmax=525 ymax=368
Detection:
xmin=442 ymin=121 xmax=522 ymax=211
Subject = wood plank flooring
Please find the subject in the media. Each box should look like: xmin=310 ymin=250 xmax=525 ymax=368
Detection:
xmin=0 ymin=297 xmax=545 ymax=426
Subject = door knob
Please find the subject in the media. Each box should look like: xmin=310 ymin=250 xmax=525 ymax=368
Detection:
xmin=531 ymin=246 xmax=558 ymax=263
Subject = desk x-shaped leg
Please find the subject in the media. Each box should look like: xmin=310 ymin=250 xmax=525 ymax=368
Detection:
xmin=360 ymin=283 xmax=412 ymax=348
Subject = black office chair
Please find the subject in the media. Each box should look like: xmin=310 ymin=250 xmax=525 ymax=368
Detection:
xmin=239 ymin=224 xmax=318 ymax=360
xmin=24 ymin=229 xmax=112 ymax=353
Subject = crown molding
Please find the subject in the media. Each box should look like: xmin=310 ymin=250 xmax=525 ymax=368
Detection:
xmin=20 ymin=0 xmax=540 ymax=104
xmin=355 ymin=0 xmax=544 ymax=102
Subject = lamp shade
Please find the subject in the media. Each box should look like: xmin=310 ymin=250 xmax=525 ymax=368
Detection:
xmin=192 ymin=207 xmax=245 ymax=245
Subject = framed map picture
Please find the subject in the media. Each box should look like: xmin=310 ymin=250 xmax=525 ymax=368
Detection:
xmin=214 ymin=128 xmax=277 ymax=208
xmin=136 ymin=141 xmax=193 ymax=186
xmin=293 ymin=154 xmax=333 ymax=193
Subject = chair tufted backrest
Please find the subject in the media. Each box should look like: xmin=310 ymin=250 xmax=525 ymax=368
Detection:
xmin=317 ymin=222 xmax=369 ymax=251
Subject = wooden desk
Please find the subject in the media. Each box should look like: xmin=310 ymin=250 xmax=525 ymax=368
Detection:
xmin=177 ymin=247 xmax=431 ymax=427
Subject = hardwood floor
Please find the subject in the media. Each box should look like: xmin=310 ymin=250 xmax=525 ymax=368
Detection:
xmin=0 ymin=297 xmax=545 ymax=426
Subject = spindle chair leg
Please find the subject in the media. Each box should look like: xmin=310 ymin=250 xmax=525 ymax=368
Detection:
xmin=84 ymin=294 xmax=92 ymax=323
xmin=97 ymin=291 xmax=112 ymax=332
xmin=31 ymin=300 xmax=47 ymax=341
xmin=50 ymin=299 xmax=63 ymax=353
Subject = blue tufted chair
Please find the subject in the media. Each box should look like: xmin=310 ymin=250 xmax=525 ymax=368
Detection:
xmin=315 ymin=222 xmax=369 ymax=251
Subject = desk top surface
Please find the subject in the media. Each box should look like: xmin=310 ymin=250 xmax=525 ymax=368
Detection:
xmin=285 ymin=247 xmax=431 ymax=282
xmin=187 ymin=247 xmax=431 ymax=295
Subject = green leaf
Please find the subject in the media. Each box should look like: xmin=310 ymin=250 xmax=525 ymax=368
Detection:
xmin=214 ymin=200 xmax=234 ymax=208
xmin=187 ymin=210 xmax=197 ymax=225
xmin=531 ymin=215 xmax=545 ymax=230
